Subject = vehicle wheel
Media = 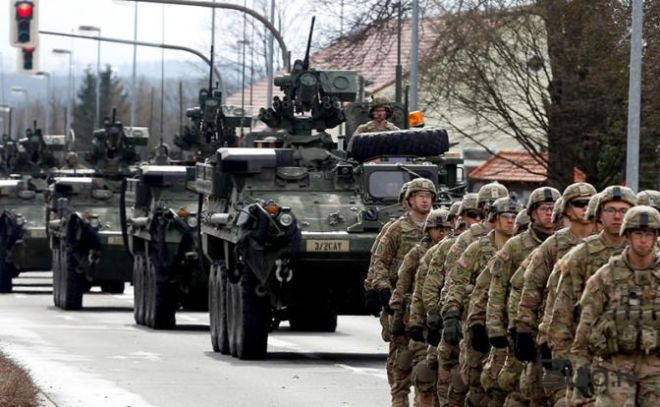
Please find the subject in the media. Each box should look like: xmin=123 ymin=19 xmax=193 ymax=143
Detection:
xmin=0 ymin=256 xmax=14 ymax=293
xmin=350 ymin=128 xmax=450 ymax=162
xmin=52 ymin=246 xmax=60 ymax=307
xmin=133 ymin=253 xmax=145 ymax=325
xmin=148 ymin=253 xmax=176 ymax=330
xmin=227 ymin=271 xmax=270 ymax=360
xmin=144 ymin=255 xmax=155 ymax=328
xmin=59 ymin=245 xmax=84 ymax=310
xmin=217 ymin=263 xmax=230 ymax=354
xmin=289 ymin=293 xmax=338 ymax=332
xmin=209 ymin=264 xmax=220 ymax=352
xmin=101 ymin=282 xmax=125 ymax=294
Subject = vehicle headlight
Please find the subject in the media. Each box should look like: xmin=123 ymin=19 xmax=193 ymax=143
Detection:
xmin=278 ymin=213 xmax=293 ymax=227
xmin=186 ymin=215 xmax=199 ymax=228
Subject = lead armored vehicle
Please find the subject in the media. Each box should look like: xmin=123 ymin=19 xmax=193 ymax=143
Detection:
xmin=197 ymin=19 xmax=461 ymax=359
xmin=0 ymin=124 xmax=66 ymax=292
xmin=48 ymin=110 xmax=146 ymax=309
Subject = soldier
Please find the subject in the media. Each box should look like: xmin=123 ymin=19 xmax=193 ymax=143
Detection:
xmin=637 ymin=190 xmax=660 ymax=211
xmin=440 ymin=182 xmax=509 ymax=405
xmin=570 ymin=205 xmax=660 ymax=405
xmin=514 ymin=209 xmax=531 ymax=235
xmin=371 ymin=178 xmax=436 ymax=407
xmin=64 ymin=151 xmax=84 ymax=170
xmin=354 ymin=96 xmax=400 ymax=135
xmin=445 ymin=197 xmax=519 ymax=406
xmin=485 ymin=186 xmax=560 ymax=406
xmin=390 ymin=208 xmax=452 ymax=407
xmin=513 ymin=183 xmax=597 ymax=405
xmin=547 ymin=185 xmax=636 ymax=405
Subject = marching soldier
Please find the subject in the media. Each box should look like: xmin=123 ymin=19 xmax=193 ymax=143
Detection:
xmin=570 ymin=205 xmax=660 ymax=405
xmin=485 ymin=186 xmax=560 ymax=406
xmin=636 ymin=190 xmax=660 ymax=211
xmin=548 ymin=185 xmax=637 ymax=405
xmin=371 ymin=178 xmax=436 ymax=407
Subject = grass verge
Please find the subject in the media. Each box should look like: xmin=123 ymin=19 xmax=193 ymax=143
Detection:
xmin=0 ymin=350 xmax=39 ymax=407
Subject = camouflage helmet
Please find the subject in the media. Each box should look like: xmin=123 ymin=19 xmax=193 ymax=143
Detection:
xmin=424 ymin=208 xmax=451 ymax=233
xmin=636 ymin=190 xmax=660 ymax=210
xmin=458 ymin=193 xmax=479 ymax=214
xmin=514 ymin=209 xmax=531 ymax=233
xmin=404 ymin=178 xmax=437 ymax=200
xmin=526 ymin=187 xmax=561 ymax=216
xmin=370 ymin=96 xmax=392 ymax=111
xmin=596 ymin=185 xmax=637 ymax=217
xmin=448 ymin=201 xmax=461 ymax=219
xmin=552 ymin=197 xmax=565 ymax=224
xmin=477 ymin=182 xmax=509 ymax=206
xmin=584 ymin=193 xmax=601 ymax=222
xmin=562 ymin=182 xmax=597 ymax=203
xmin=620 ymin=205 xmax=660 ymax=236
xmin=399 ymin=181 xmax=412 ymax=204
xmin=490 ymin=197 xmax=522 ymax=216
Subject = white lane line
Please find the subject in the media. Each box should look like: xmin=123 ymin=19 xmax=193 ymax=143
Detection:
xmin=334 ymin=363 xmax=388 ymax=380
xmin=177 ymin=315 xmax=200 ymax=323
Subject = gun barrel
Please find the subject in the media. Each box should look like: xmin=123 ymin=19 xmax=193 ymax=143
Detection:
xmin=303 ymin=16 xmax=315 ymax=70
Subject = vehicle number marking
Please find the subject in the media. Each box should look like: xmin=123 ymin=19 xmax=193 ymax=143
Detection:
xmin=107 ymin=236 xmax=124 ymax=245
xmin=305 ymin=239 xmax=349 ymax=253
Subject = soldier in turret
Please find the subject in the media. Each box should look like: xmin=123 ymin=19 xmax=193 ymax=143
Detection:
xmin=570 ymin=205 xmax=660 ymax=405
xmin=354 ymin=97 xmax=400 ymax=135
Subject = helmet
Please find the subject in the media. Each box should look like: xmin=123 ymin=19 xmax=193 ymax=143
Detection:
xmin=636 ymin=190 xmax=660 ymax=210
xmin=562 ymin=182 xmax=597 ymax=203
xmin=477 ymin=182 xmax=509 ymax=207
xmin=458 ymin=193 xmax=479 ymax=215
xmin=399 ymin=181 xmax=412 ymax=204
xmin=66 ymin=151 xmax=78 ymax=160
xmin=584 ymin=193 xmax=601 ymax=221
xmin=490 ymin=197 xmax=522 ymax=216
xmin=596 ymin=186 xmax=637 ymax=217
xmin=424 ymin=208 xmax=451 ymax=233
xmin=449 ymin=201 xmax=461 ymax=219
xmin=526 ymin=187 xmax=561 ymax=215
xmin=514 ymin=209 xmax=531 ymax=233
xmin=369 ymin=96 xmax=392 ymax=118
xmin=404 ymin=178 xmax=437 ymax=201
xmin=620 ymin=205 xmax=660 ymax=236
xmin=552 ymin=197 xmax=565 ymax=224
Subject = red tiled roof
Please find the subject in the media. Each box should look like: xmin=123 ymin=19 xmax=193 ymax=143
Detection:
xmin=225 ymin=18 xmax=439 ymax=114
xmin=469 ymin=151 xmax=586 ymax=183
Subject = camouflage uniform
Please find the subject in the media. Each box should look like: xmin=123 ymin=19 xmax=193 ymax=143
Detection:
xmin=354 ymin=119 xmax=400 ymax=135
xmin=569 ymin=206 xmax=660 ymax=406
xmin=547 ymin=186 xmax=636 ymax=405
xmin=486 ymin=187 xmax=560 ymax=406
xmin=371 ymin=178 xmax=436 ymax=407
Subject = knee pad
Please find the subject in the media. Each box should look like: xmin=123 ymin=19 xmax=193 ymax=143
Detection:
xmin=395 ymin=348 xmax=414 ymax=372
xmin=412 ymin=361 xmax=437 ymax=392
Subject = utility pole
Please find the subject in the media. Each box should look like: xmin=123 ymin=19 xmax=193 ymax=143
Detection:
xmin=409 ymin=0 xmax=419 ymax=110
xmin=131 ymin=2 xmax=138 ymax=127
xmin=625 ymin=0 xmax=643 ymax=192
xmin=266 ymin=0 xmax=275 ymax=107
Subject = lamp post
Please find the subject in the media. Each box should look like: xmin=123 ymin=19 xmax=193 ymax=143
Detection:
xmin=79 ymin=25 xmax=102 ymax=127
xmin=0 ymin=104 xmax=11 ymax=138
xmin=34 ymin=71 xmax=51 ymax=134
xmin=52 ymin=49 xmax=73 ymax=138
xmin=11 ymin=86 xmax=29 ymax=133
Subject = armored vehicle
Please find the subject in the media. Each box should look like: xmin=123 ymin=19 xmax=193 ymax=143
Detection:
xmin=48 ymin=110 xmax=146 ymax=309
xmin=0 ymin=124 xmax=66 ymax=292
xmin=197 ymin=18 xmax=461 ymax=360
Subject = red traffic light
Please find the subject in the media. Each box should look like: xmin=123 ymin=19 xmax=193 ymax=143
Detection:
xmin=16 ymin=2 xmax=34 ymax=19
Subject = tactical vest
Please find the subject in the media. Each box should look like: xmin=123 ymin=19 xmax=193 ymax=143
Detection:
xmin=390 ymin=217 xmax=424 ymax=284
xmin=589 ymin=256 xmax=660 ymax=356
xmin=464 ymin=232 xmax=498 ymax=296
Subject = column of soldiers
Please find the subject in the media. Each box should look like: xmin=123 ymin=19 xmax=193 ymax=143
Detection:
xmin=366 ymin=181 xmax=660 ymax=407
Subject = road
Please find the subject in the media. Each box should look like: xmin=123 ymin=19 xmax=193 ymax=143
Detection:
xmin=0 ymin=272 xmax=391 ymax=407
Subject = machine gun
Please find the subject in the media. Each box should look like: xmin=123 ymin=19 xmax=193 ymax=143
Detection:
xmin=85 ymin=108 xmax=146 ymax=172
xmin=2 ymin=121 xmax=61 ymax=174
xmin=258 ymin=17 xmax=358 ymax=140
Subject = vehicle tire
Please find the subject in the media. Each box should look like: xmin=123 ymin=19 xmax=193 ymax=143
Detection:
xmin=148 ymin=253 xmax=176 ymax=330
xmin=59 ymin=245 xmax=84 ymax=310
xmin=101 ymin=282 xmax=125 ymax=294
xmin=52 ymin=246 xmax=60 ymax=307
xmin=133 ymin=253 xmax=145 ymax=325
xmin=0 ymin=255 xmax=14 ymax=293
xmin=228 ymin=271 xmax=270 ymax=360
xmin=144 ymin=255 xmax=155 ymax=328
xmin=289 ymin=292 xmax=338 ymax=333
xmin=350 ymin=128 xmax=450 ymax=162
xmin=208 ymin=264 xmax=220 ymax=352
xmin=217 ymin=263 xmax=230 ymax=355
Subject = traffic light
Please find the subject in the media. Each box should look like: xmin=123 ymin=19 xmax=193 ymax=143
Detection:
xmin=10 ymin=1 xmax=39 ymax=48
xmin=17 ymin=46 xmax=39 ymax=73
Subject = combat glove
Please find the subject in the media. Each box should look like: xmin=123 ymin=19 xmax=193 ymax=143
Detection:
xmin=514 ymin=332 xmax=536 ymax=362
xmin=426 ymin=311 xmax=443 ymax=331
xmin=379 ymin=288 xmax=393 ymax=315
xmin=489 ymin=336 xmax=509 ymax=349
xmin=364 ymin=289 xmax=381 ymax=316
xmin=408 ymin=325 xmax=424 ymax=343
xmin=442 ymin=310 xmax=462 ymax=346
xmin=390 ymin=313 xmax=406 ymax=336
xmin=574 ymin=365 xmax=594 ymax=398
xmin=469 ymin=324 xmax=490 ymax=353
xmin=426 ymin=329 xmax=441 ymax=347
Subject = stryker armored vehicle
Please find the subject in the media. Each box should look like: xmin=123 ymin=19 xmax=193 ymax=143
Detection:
xmin=197 ymin=18 xmax=462 ymax=360
xmin=48 ymin=110 xmax=146 ymax=309
xmin=0 ymin=124 xmax=66 ymax=292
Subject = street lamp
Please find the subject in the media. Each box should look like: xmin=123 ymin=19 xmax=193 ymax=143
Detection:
xmin=52 ymin=48 xmax=73 ymax=138
xmin=0 ymin=104 xmax=12 ymax=138
xmin=11 ymin=86 xmax=29 ymax=133
xmin=34 ymin=71 xmax=51 ymax=134
xmin=79 ymin=25 xmax=102 ymax=127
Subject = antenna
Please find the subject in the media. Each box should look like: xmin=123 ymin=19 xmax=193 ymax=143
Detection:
xmin=303 ymin=16 xmax=315 ymax=70
xmin=209 ymin=45 xmax=215 ymax=92
xmin=112 ymin=107 xmax=117 ymax=123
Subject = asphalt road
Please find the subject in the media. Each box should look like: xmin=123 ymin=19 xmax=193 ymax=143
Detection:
xmin=0 ymin=272 xmax=391 ymax=407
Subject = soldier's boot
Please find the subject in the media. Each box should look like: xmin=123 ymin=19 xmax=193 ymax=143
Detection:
xmin=391 ymin=395 xmax=410 ymax=407
xmin=412 ymin=359 xmax=438 ymax=407
xmin=391 ymin=338 xmax=413 ymax=407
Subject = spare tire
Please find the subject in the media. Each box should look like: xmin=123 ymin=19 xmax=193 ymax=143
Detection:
xmin=350 ymin=128 xmax=450 ymax=162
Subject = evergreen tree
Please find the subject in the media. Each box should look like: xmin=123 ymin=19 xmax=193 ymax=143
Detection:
xmin=72 ymin=67 xmax=96 ymax=149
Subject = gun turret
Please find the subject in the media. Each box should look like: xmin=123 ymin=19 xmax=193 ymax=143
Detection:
xmin=258 ymin=17 xmax=358 ymax=138
xmin=85 ymin=108 xmax=143 ymax=172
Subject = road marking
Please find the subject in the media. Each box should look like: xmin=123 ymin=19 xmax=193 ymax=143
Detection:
xmin=178 ymin=315 xmax=200 ymax=323
xmin=334 ymin=363 xmax=388 ymax=380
